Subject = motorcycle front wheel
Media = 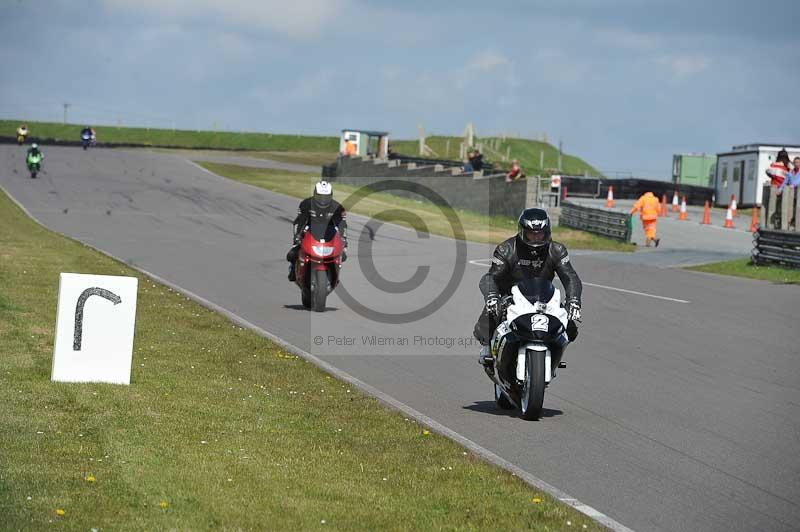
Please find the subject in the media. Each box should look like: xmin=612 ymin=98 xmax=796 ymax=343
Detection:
xmin=520 ymin=349 xmax=546 ymax=420
xmin=311 ymin=268 xmax=328 ymax=312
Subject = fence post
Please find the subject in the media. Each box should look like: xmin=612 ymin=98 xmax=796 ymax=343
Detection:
xmin=781 ymin=187 xmax=792 ymax=231
xmin=761 ymin=186 xmax=768 ymax=228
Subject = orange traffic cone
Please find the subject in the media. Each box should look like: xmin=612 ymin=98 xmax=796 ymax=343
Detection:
xmin=730 ymin=195 xmax=738 ymax=217
xmin=700 ymin=200 xmax=711 ymax=225
xmin=660 ymin=193 xmax=668 ymax=217
xmin=749 ymin=206 xmax=759 ymax=232
xmin=723 ymin=206 xmax=734 ymax=228
xmin=671 ymin=191 xmax=680 ymax=212
xmin=679 ymin=196 xmax=688 ymax=220
xmin=605 ymin=186 xmax=614 ymax=208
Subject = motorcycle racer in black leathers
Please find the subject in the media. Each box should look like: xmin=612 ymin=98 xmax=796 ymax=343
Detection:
xmin=474 ymin=208 xmax=582 ymax=366
xmin=286 ymin=180 xmax=347 ymax=281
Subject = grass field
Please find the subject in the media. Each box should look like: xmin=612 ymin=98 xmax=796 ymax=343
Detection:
xmin=389 ymin=136 xmax=600 ymax=177
xmin=5 ymin=121 xmax=599 ymax=176
xmin=687 ymin=258 xmax=800 ymax=283
xmin=198 ymin=161 xmax=633 ymax=252
xmin=2 ymin=119 xmax=339 ymax=152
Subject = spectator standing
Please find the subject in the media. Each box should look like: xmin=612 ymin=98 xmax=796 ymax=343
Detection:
xmin=766 ymin=149 xmax=791 ymax=228
xmin=469 ymin=149 xmax=484 ymax=172
xmin=505 ymin=159 xmax=525 ymax=182
xmin=780 ymin=156 xmax=800 ymax=229
xmin=463 ymin=155 xmax=474 ymax=173
xmin=630 ymin=191 xmax=661 ymax=247
xmin=342 ymin=139 xmax=356 ymax=157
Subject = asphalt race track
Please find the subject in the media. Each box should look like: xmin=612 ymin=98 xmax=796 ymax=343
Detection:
xmin=2 ymin=145 xmax=799 ymax=532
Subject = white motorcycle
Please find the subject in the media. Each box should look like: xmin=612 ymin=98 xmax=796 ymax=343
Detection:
xmin=484 ymin=279 xmax=572 ymax=420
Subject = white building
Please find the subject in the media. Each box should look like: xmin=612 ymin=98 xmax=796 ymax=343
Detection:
xmin=714 ymin=143 xmax=800 ymax=207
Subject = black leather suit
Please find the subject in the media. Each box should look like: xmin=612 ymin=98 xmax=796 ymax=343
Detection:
xmin=473 ymin=236 xmax=582 ymax=345
xmin=286 ymin=198 xmax=347 ymax=264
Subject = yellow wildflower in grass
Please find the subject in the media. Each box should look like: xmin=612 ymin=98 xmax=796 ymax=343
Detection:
xmin=86 ymin=475 xmax=96 ymax=483
xmin=55 ymin=508 xmax=66 ymax=516
xmin=159 ymin=500 xmax=169 ymax=509
xmin=531 ymin=497 xmax=542 ymax=504
xmin=422 ymin=430 xmax=430 ymax=436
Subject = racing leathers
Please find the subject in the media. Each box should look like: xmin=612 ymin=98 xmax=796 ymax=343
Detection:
xmin=286 ymin=197 xmax=347 ymax=280
xmin=473 ymin=236 xmax=582 ymax=346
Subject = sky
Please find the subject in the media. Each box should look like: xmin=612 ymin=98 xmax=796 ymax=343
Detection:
xmin=1 ymin=0 xmax=798 ymax=177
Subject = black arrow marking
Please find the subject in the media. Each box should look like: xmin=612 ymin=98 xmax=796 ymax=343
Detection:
xmin=74 ymin=287 xmax=122 ymax=351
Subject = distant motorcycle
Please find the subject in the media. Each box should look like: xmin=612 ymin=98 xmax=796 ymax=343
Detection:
xmin=484 ymin=279 xmax=571 ymax=420
xmin=16 ymin=131 xmax=28 ymax=145
xmin=81 ymin=131 xmax=92 ymax=150
xmin=26 ymin=152 xmax=43 ymax=179
xmin=293 ymin=220 xmax=345 ymax=312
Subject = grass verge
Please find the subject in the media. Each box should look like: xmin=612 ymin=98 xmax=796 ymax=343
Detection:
xmin=0 ymin=188 xmax=604 ymax=530
xmin=686 ymin=258 xmax=800 ymax=284
xmin=2 ymin=119 xmax=338 ymax=152
xmin=198 ymin=161 xmax=633 ymax=252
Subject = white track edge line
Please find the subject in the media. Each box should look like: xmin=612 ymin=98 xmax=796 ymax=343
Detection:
xmin=469 ymin=259 xmax=689 ymax=303
xmin=0 ymin=180 xmax=635 ymax=532
xmin=583 ymin=282 xmax=690 ymax=303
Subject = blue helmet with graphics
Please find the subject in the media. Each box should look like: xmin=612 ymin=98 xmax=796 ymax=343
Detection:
xmin=517 ymin=208 xmax=551 ymax=249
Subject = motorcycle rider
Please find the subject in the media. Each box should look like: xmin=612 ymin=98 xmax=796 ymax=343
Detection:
xmin=81 ymin=126 xmax=93 ymax=141
xmin=286 ymin=180 xmax=347 ymax=281
xmin=474 ymin=208 xmax=582 ymax=366
xmin=26 ymin=142 xmax=43 ymax=163
xmin=16 ymin=123 xmax=29 ymax=142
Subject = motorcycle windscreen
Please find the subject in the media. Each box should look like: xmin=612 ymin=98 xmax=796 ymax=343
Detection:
xmin=516 ymin=278 xmax=555 ymax=305
xmin=306 ymin=220 xmax=338 ymax=242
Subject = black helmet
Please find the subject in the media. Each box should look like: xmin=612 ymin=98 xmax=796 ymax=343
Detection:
xmin=312 ymin=180 xmax=333 ymax=208
xmin=517 ymin=208 xmax=551 ymax=249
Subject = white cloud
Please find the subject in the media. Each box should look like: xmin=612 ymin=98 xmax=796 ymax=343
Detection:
xmin=102 ymin=0 xmax=348 ymax=39
xmin=657 ymin=53 xmax=711 ymax=80
xmin=467 ymin=51 xmax=511 ymax=72
xmin=594 ymin=28 xmax=659 ymax=51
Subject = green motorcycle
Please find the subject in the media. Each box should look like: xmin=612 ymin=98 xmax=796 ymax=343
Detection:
xmin=26 ymin=152 xmax=43 ymax=179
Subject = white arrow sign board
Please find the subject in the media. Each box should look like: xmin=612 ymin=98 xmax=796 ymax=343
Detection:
xmin=52 ymin=273 xmax=138 ymax=385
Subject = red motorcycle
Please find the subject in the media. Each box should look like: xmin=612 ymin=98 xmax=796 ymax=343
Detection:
xmin=294 ymin=221 xmax=345 ymax=312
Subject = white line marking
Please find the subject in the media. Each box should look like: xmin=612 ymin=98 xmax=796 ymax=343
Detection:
xmin=0 ymin=180 xmax=636 ymax=532
xmin=584 ymin=282 xmax=690 ymax=303
xmin=468 ymin=258 xmax=689 ymax=303
xmin=186 ymin=159 xmax=214 ymax=175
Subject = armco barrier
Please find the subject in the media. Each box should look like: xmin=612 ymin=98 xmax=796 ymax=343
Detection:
xmin=752 ymin=229 xmax=800 ymax=269
xmin=560 ymin=201 xmax=632 ymax=242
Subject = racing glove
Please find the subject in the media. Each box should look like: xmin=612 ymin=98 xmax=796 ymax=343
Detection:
xmin=485 ymin=294 xmax=501 ymax=321
xmin=566 ymin=298 xmax=582 ymax=323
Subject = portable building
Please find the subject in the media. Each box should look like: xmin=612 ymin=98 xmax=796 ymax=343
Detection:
xmin=714 ymin=143 xmax=800 ymax=207
xmin=672 ymin=153 xmax=716 ymax=187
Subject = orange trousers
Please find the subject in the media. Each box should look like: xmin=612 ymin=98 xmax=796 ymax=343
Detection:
xmin=642 ymin=219 xmax=657 ymax=239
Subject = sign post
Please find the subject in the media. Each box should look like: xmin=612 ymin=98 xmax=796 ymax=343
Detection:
xmin=51 ymin=273 xmax=138 ymax=385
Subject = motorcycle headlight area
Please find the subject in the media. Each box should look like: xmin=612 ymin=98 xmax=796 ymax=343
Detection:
xmin=312 ymin=245 xmax=335 ymax=257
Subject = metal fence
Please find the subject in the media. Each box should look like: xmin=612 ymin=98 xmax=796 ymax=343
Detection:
xmin=752 ymin=229 xmax=800 ymax=268
xmin=559 ymin=201 xmax=632 ymax=243
xmin=560 ymin=176 xmax=714 ymax=206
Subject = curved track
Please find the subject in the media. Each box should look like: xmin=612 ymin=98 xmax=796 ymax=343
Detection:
xmin=2 ymin=145 xmax=799 ymax=532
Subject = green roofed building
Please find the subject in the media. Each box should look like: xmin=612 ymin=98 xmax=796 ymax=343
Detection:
xmin=672 ymin=153 xmax=716 ymax=187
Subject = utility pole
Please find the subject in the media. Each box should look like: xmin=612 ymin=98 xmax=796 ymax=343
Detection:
xmin=558 ymin=139 xmax=563 ymax=172
xmin=63 ymin=103 xmax=71 ymax=124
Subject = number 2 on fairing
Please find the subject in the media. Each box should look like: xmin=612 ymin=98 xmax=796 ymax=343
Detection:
xmin=531 ymin=314 xmax=549 ymax=331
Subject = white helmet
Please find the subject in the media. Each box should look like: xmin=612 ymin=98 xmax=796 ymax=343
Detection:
xmin=31 ymin=143 xmax=39 ymax=149
xmin=313 ymin=180 xmax=333 ymax=208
